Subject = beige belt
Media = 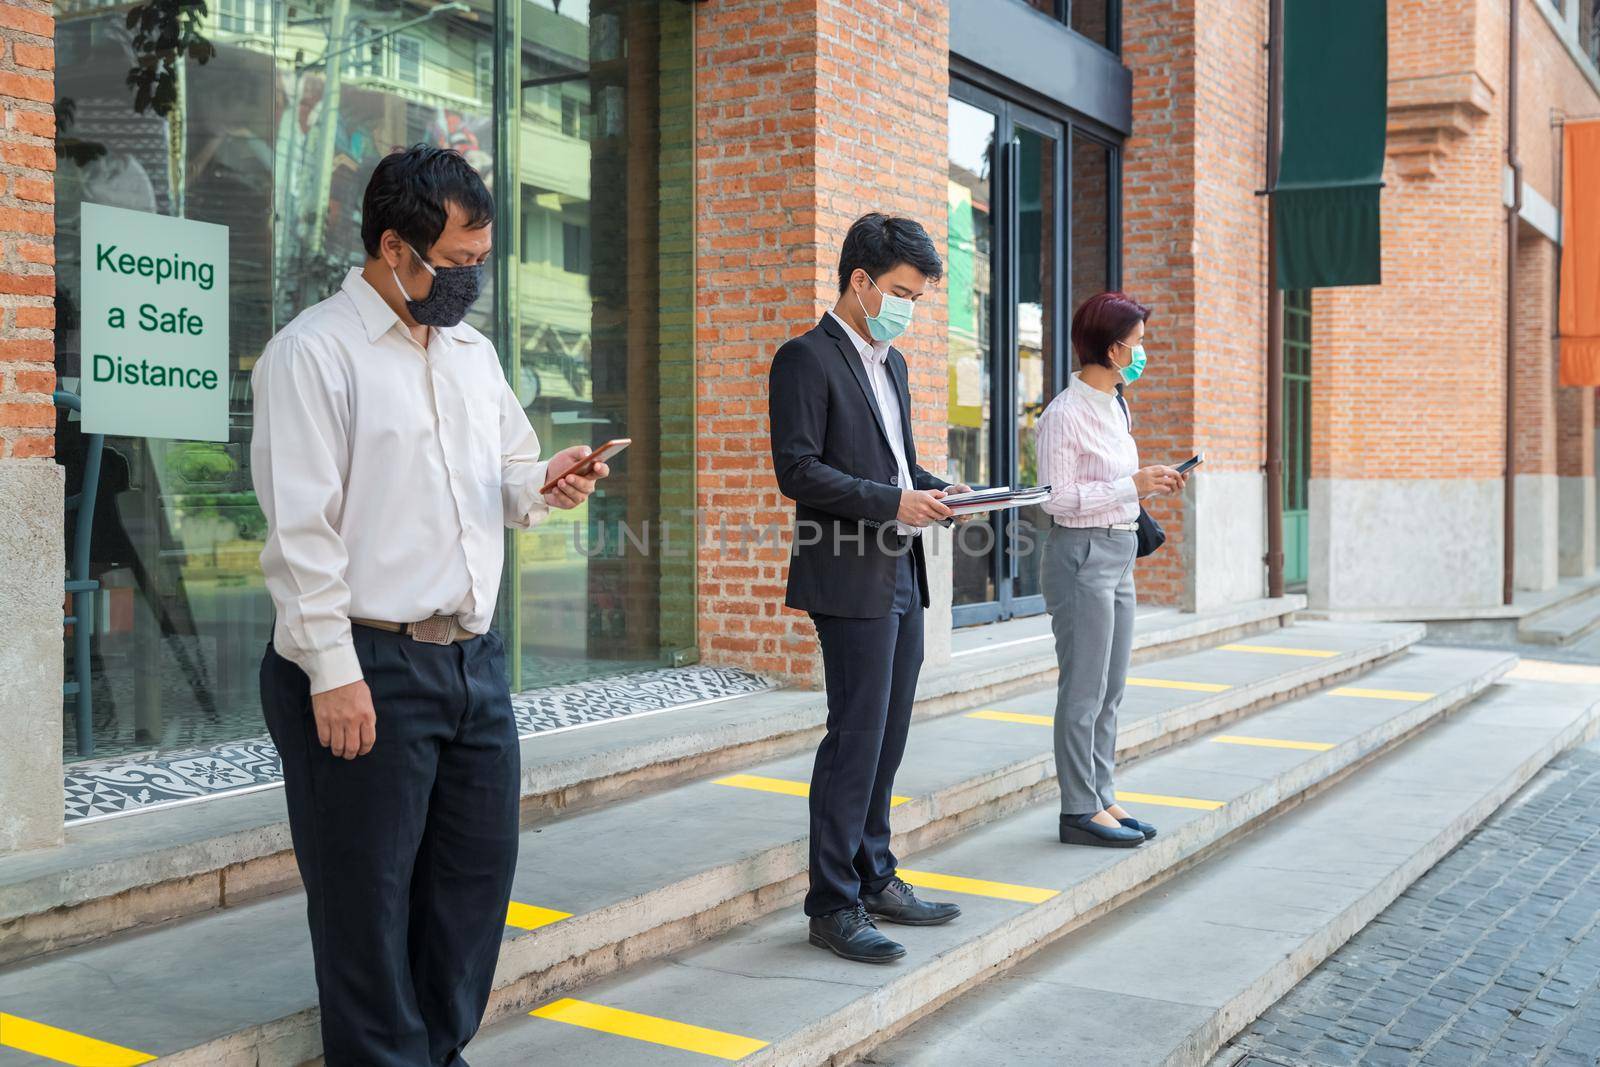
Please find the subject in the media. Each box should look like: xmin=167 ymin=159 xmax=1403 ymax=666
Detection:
xmin=350 ymin=614 xmax=479 ymax=645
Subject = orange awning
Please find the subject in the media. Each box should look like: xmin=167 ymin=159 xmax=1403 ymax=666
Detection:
xmin=1560 ymin=120 xmax=1600 ymax=387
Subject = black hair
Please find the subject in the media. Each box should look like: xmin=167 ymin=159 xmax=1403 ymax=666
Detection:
xmin=360 ymin=145 xmax=494 ymax=259
xmin=836 ymin=213 xmax=944 ymax=293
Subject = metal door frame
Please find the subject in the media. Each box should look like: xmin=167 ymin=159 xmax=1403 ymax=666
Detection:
xmin=949 ymin=80 xmax=1069 ymax=627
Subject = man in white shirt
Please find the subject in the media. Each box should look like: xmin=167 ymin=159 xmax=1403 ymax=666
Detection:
xmin=252 ymin=146 xmax=605 ymax=1066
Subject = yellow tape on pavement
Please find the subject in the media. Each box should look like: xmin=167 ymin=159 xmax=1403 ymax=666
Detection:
xmin=713 ymin=774 xmax=910 ymax=807
xmin=0 ymin=1013 xmax=155 ymax=1067
xmin=898 ymin=869 xmax=1059 ymax=904
xmin=530 ymin=998 xmax=767 ymax=1060
xmin=1114 ymin=790 xmax=1224 ymax=811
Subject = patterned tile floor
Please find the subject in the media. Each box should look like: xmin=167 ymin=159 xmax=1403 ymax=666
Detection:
xmin=62 ymin=664 xmax=778 ymax=824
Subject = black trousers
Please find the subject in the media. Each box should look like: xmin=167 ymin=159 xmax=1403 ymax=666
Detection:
xmin=261 ymin=626 xmax=520 ymax=1067
xmin=805 ymin=550 xmax=924 ymax=917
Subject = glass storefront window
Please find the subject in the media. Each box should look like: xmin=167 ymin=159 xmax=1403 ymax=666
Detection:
xmin=511 ymin=0 xmax=696 ymax=688
xmin=1020 ymin=0 xmax=1117 ymax=51
xmin=1070 ymin=0 xmax=1113 ymax=48
xmin=52 ymin=0 xmax=694 ymax=759
xmin=1070 ymin=133 xmax=1114 ymax=334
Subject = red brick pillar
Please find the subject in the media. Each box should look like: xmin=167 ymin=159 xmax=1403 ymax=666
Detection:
xmin=1122 ymin=0 xmax=1270 ymax=612
xmin=0 ymin=0 xmax=54 ymax=456
xmin=0 ymin=0 xmax=62 ymax=855
xmin=1120 ymin=0 xmax=1199 ymax=608
xmin=693 ymin=0 xmax=950 ymax=685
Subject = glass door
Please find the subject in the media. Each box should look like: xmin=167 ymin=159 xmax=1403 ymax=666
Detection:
xmin=1283 ymin=289 xmax=1312 ymax=589
xmin=947 ymin=84 xmax=1073 ymax=626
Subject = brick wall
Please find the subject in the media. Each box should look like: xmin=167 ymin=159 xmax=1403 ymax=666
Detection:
xmin=1313 ymin=0 xmax=1505 ymax=485
xmin=1121 ymin=0 xmax=1268 ymax=607
xmin=1518 ymin=0 xmax=1600 ymax=489
xmin=0 ymin=0 xmax=53 ymax=461
xmin=693 ymin=0 xmax=949 ymax=684
xmin=1121 ymin=0 xmax=1201 ymax=606
xmin=1514 ymin=231 xmax=1557 ymax=476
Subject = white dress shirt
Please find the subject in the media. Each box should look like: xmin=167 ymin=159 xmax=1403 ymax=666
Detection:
xmin=251 ymin=268 xmax=550 ymax=694
xmin=1036 ymin=372 xmax=1141 ymax=527
xmin=827 ymin=311 xmax=919 ymax=536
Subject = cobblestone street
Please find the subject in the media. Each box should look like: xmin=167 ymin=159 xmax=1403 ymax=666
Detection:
xmin=1218 ymin=736 xmax=1600 ymax=1067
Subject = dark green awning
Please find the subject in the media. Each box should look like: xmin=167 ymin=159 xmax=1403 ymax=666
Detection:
xmin=1274 ymin=0 xmax=1388 ymax=290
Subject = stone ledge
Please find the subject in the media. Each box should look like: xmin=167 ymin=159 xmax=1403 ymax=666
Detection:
xmin=1386 ymin=71 xmax=1494 ymax=179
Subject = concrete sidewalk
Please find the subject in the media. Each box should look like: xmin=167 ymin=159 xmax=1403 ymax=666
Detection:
xmin=1215 ymin=732 xmax=1600 ymax=1067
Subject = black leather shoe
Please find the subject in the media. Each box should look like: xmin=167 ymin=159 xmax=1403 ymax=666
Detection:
xmin=808 ymin=903 xmax=906 ymax=963
xmin=862 ymin=877 xmax=961 ymax=926
xmin=1060 ymin=813 xmax=1146 ymax=848
xmin=1118 ymin=816 xmax=1158 ymax=839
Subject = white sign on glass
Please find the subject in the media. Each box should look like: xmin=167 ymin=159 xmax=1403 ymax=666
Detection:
xmin=80 ymin=203 xmax=229 ymax=441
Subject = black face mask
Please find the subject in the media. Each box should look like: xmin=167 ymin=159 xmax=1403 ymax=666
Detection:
xmin=393 ymin=243 xmax=482 ymax=328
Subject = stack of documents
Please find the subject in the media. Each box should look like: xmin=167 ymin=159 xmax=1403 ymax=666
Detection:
xmin=941 ymin=485 xmax=1052 ymax=518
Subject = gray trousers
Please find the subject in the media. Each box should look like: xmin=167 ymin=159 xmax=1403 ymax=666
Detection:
xmin=1040 ymin=525 xmax=1138 ymax=815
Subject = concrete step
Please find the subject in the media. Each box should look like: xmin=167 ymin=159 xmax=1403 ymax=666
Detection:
xmin=0 ymin=596 xmax=1304 ymax=967
xmin=0 ymin=617 xmax=1398 ymax=1067
xmin=870 ymin=670 xmax=1600 ymax=1067
xmin=452 ymin=646 xmax=1519 ymax=1067
xmin=1519 ymin=587 xmax=1600 ymax=647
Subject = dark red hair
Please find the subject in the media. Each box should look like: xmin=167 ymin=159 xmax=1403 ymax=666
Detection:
xmin=1071 ymin=291 xmax=1151 ymax=368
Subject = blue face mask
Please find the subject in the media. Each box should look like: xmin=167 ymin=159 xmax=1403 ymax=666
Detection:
xmin=857 ymin=277 xmax=915 ymax=342
xmin=1116 ymin=342 xmax=1147 ymax=384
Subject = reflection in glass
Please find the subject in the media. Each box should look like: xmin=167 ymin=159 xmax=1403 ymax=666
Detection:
xmin=1071 ymin=133 xmax=1113 ymax=353
xmin=53 ymin=0 xmax=499 ymax=759
xmin=947 ymin=95 xmax=997 ymax=609
xmin=1070 ymin=0 xmax=1113 ymax=48
xmin=1013 ymin=126 xmax=1057 ymax=603
xmin=514 ymin=0 xmax=696 ymax=686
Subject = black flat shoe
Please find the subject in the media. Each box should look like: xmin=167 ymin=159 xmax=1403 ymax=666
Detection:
xmin=862 ymin=877 xmax=961 ymax=926
xmin=808 ymin=903 xmax=907 ymax=964
xmin=1060 ymin=813 xmax=1145 ymax=848
xmin=1118 ymin=816 xmax=1157 ymax=839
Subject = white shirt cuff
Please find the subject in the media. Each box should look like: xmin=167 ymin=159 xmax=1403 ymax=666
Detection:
xmin=508 ymin=459 xmax=552 ymax=529
xmin=1115 ymin=475 xmax=1140 ymax=504
xmin=305 ymin=641 xmax=364 ymax=695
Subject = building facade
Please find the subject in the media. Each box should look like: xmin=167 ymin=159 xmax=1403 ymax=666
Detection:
xmin=1 ymin=0 xmax=1597 ymax=855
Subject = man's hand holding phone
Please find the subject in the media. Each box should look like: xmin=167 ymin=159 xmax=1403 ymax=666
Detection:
xmin=542 ymin=444 xmax=610 ymax=509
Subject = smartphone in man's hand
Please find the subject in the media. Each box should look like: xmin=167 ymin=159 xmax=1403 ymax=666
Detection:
xmin=541 ymin=438 xmax=631 ymax=495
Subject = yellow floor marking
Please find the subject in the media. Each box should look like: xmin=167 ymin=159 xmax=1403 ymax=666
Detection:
xmin=0 ymin=1013 xmax=155 ymax=1066
xmin=1114 ymin=790 xmax=1225 ymax=811
xmin=713 ymin=773 xmax=910 ymax=807
xmin=530 ymin=998 xmax=767 ymax=1060
xmin=1126 ymin=677 xmax=1232 ymax=693
xmin=506 ymin=901 xmax=572 ymax=931
xmin=1219 ymin=643 xmax=1339 ymax=659
xmin=966 ymin=709 xmax=1052 ymax=726
xmin=1211 ymin=734 xmax=1335 ymax=752
xmin=1329 ymin=686 xmax=1435 ymax=702
xmin=1510 ymin=659 xmax=1600 ymax=685
xmin=967 ymin=683 xmax=1227 ymax=728
xmin=898 ymin=868 xmax=1059 ymax=904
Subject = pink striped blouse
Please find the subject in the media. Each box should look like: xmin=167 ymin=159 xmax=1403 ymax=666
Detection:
xmin=1035 ymin=373 xmax=1141 ymax=527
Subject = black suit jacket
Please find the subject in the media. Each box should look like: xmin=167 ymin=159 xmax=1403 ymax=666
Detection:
xmin=768 ymin=314 xmax=949 ymax=617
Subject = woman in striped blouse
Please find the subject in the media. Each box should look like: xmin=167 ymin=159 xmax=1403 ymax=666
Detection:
xmin=1036 ymin=291 xmax=1186 ymax=849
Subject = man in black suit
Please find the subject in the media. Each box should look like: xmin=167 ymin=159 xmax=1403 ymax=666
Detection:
xmin=768 ymin=214 xmax=972 ymax=964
